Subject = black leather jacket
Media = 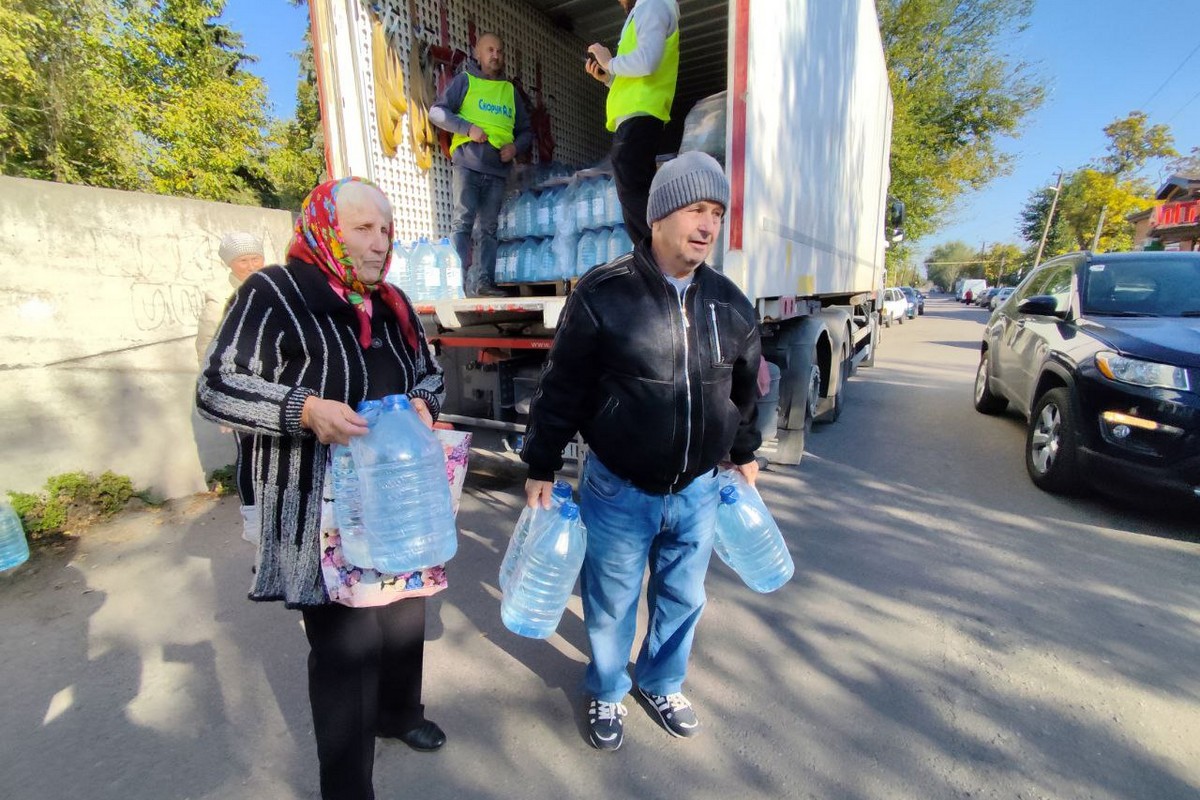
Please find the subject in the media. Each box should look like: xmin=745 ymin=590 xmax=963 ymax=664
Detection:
xmin=522 ymin=244 xmax=762 ymax=494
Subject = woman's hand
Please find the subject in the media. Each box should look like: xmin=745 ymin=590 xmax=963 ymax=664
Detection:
xmin=409 ymin=397 xmax=434 ymax=429
xmin=300 ymin=397 xmax=369 ymax=445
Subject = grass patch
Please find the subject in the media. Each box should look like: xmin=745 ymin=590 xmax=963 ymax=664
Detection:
xmin=7 ymin=470 xmax=136 ymax=542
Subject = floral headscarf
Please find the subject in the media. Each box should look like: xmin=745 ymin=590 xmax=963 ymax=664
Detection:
xmin=287 ymin=177 xmax=419 ymax=350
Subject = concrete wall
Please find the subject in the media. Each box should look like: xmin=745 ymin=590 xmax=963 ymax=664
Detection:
xmin=0 ymin=177 xmax=296 ymax=499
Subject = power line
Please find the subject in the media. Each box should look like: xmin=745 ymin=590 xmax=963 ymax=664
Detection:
xmin=1140 ymin=41 xmax=1200 ymax=111
xmin=1167 ymin=86 xmax=1200 ymax=124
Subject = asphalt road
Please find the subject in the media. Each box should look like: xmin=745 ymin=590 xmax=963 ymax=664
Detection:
xmin=1 ymin=295 xmax=1197 ymax=800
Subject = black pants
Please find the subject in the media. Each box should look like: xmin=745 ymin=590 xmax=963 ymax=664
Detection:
xmin=302 ymin=598 xmax=428 ymax=800
xmin=611 ymin=115 xmax=665 ymax=247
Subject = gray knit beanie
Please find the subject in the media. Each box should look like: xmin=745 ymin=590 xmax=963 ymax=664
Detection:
xmin=646 ymin=151 xmax=730 ymax=225
xmin=218 ymin=232 xmax=264 ymax=267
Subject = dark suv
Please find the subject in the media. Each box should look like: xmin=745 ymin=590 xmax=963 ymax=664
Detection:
xmin=973 ymin=251 xmax=1200 ymax=503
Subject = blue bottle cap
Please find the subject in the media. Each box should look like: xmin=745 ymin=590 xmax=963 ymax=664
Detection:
xmin=559 ymin=500 xmax=580 ymax=520
xmin=382 ymin=394 xmax=412 ymax=411
xmin=719 ymin=485 xmax=739 ymax=504
xmin=552 ymin=480 xmax=573 ymax=499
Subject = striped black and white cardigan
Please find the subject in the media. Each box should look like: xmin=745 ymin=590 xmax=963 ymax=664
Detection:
xmin=196 ymin=259 xmax=445 ymax=607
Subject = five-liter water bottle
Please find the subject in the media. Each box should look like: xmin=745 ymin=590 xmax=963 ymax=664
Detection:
xmin=437 ymin=237 xmax=464 ymax=299
xmin=331 ymin=401 xmax=383 ymax=570
xmin=576 ymin=230 xmax=599 ymax=276
xmin=349 ymin=394 xmax=458 ymax=573
xmin=498 ymin=480 xmax=574 ymax=591
xmin=410 ymin=237 xmax=438 ymax=303
xmin=604 ymin=177 xmax=621 ymax=226
xmin=712 ymin=471 xmax=794 ymax=593
xmin=501 ymin=499 xmax=587 ymax=639
xmin=0 ymin=503 xmax=30 ymax=572
xmin=387 ymin=241 xmax=411 ymax=293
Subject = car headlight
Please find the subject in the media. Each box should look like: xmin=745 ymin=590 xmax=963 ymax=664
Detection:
xmin=1095 ymin=351 xmax=1190 ymax=391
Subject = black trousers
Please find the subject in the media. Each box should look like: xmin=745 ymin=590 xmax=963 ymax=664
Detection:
xmin=611 ymin=115 xmax=665 ymax=247
xmin=302 ymin=598 xmax=428 ymax=800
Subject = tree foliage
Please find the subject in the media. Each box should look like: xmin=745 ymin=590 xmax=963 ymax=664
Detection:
xmin=923 ymin=240 xmax=979 ymax=290
xmin=1018 ymin=112 xmax=1173 ymax=258
xmin=879 ymin=0 xmax=1044 ymax=257
xmin=0 ymin=0 xmax=322 ymax=209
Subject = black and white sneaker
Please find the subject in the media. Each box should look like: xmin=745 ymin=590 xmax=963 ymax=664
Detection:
xmin=638 ymin=688 xmax=701 ymax=738
xmin=587 ymin=698 xmax=628 ymax=751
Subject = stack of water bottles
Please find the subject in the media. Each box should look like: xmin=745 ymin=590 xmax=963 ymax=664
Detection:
xmin=386 ymin=237 xmax=464 ymax=302
xmin=712 ymin=470 xmax=794 ymax=593
xmin=331 ymin=394 xmax=458 ymax=574
xmin=495 ymin=171 xmax=635 ymax=285
xmin=499 ymin=482 xmax=588 ymax=639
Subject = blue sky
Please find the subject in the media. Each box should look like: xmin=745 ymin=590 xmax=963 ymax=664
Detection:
xmin=222 ymin=0 xmax=1200 ymax=261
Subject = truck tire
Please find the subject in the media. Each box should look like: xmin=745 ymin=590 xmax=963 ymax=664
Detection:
xmin=862 ymin=315 xmax=879 ymax=368
xmin=817 ymin=338 xmax=850 ymax=424
xmin=774 ymin=362 xmax=819 ymax=464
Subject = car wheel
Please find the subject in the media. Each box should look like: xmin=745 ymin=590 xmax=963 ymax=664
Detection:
xmin=1025 ymin=387 xmax=1082 ymax=494
xmin=973 ymin=355 xmax=1007 ymax=415
xmin=898 ymin=313 xmax=904 ymax=325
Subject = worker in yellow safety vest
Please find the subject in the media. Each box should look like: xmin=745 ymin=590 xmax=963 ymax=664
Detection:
xmin=431 ymin=33 xmax=532 ymax=297
xmin=586 ymin=0 xmax=680 ymax=247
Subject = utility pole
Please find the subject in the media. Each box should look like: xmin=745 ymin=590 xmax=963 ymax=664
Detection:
xmin=1091 ymin=206 xmax=1107 ymax=252
xmin=1033 ymin=170 xmax=1063 ymax=269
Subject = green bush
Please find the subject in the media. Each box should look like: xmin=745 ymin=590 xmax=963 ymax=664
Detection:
xmin=208 ymin=465 xmax=237 ymax=496
xmin=6 ymin=470 xmax=136 ymax=540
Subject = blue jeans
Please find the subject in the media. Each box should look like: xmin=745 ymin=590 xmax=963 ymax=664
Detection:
xmin=578 ymin=455 xmax=719 ymax=702
xmin=450 ymin=166 xmax=507 ymax=290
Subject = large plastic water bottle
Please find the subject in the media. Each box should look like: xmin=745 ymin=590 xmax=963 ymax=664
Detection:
xmin=498 ymin=480 xmax=573 ymax=591
xmin=410 ymin=238 xmax=439 ymax=303
xmin=387 ymin=241 xmax=412 ymax=293
xmin=330 ymin=399 xmax=383 ymax=570
xmin=576 ymin=230 xmax=599 ymax=277
xmin=609 ymin=225 xmax=633 ymax=261
xmin=436 ymin=237 xmax=464 ymax=299
xmin=537 ymin=237 xmax=556 ymax=281
xmin=574 ymin=180 xmax=594 ymax=231
xmin=521 ymin=238 xmax=541 ymax=283
xmin=712 ymin=473 xmax=794 ymax=593
xmin=0 ymin=503 xmax=30 ymax=572
xmin=591 ymin=177 xmax=609 ymax=228
xmin=593 ymin=228 xmax=612 ymax=269
xmin=536 ymin=189 xmax=555 ymax=237
xmin=349 ymin=394 xmax=457 ymax=573
xmin=553 ymin=232 xmax=579 ymax=279
xmin=518 ymin=191 xmax=537 ymax=238
xmin=604 ymin=177 xmax=622 ymax=226
xmin=501 ymin=500 xmax=587 ymax=638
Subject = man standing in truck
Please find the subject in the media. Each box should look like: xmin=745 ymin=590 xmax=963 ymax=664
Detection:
xmin=585 ymin=0 xmax=680 ymax=247
xmin=521 ymin=152 xmax=761 ymax=751
xmin=431 ymin=32 xmax=532 ymax=297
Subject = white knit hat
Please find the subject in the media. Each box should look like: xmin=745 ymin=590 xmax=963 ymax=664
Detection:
xmin=218 ymin=232 xmax=264 ymax=267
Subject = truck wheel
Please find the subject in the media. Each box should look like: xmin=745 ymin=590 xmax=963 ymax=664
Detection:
xmin=862 ymin=315 xmax=879 ymax=368
xmin=773 ymin=363 xmax=819 ymax=465
xmin=973 ymin=355 xmax=1007 ymax=415
xmin=1025 ymin=387 xmax=1082 ymax=494
xmin=817 ymin=339 xmax=850 ymax=424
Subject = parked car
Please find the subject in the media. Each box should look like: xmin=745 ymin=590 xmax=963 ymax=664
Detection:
xmin=899 ymin=286 xmax=920 ymax=319
xmin=989 ymin=286 xmax=1015 ymax=310
xmin=974 ymin=287 xmax=1000 ymax=307
xmin=973 ymin=251 xmax=1200 ymax=503
xmin=880 ymin=287 xmax=908 ymax=327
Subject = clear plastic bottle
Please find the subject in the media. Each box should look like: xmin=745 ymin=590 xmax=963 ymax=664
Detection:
xmin=349 ymin=394 xmax=458 ymax=573
xmin=410 ymin=237 xmax=439 ymax=303
xmin=536 ymin=189 xmax=554 ymax=237
xmin=517 ymin=191 xmax=536 ymax=238
xmin=0 ymin=503 xmax=30 ymax=572
xmin=712 ymin=472 xmax=794 ymax=593
xmin=593 ymin=228 xmax=612 ymax=269
xmin=537 ymin=237 xmax=556 ymax=281
xmin=574 ymin=179 xmax=594 ymax=231
xmin=576 ymin=230 xmax=599 ymax=277
xmin=590 ymin=177 xmax=608 ymax=229
xmin=330 ymin=400 xmax=382 ymax=570
xmin=501 ymin=500 xmax=587 ymax=639
xmin=604 ymin=177 xmax=622 ymax=226
xmin=498 ymin=480 xmax=573 ymax=591
xmin=609 ymin=225 xmax=633 ymax=261
xmin=553 ymin=232 xmax=579 ymax=280
xmin=387 ymin=240 xmax=412 ymax=293
xmin=436 ymin=237 xmax=464 ymax=299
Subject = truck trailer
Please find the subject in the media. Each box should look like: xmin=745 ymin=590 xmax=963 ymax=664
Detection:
xmin=308 ymin=0 xmax=903 ymax=465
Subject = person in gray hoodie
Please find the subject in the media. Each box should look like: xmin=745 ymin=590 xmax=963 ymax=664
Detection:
xmin=430 ymin=33 xmax=532 ymax=297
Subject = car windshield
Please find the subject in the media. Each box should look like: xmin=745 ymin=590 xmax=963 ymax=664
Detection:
xmin=900 ymin=287 xmax=915 ymax=298
xmin=1081 ymin=256 xmax=1200 ymax=317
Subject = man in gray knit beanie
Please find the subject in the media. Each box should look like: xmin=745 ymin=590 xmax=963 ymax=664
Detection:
xmin=522 ymin=148 xmax=762 ymax=752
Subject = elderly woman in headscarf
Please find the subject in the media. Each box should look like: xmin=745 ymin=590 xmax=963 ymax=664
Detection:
xmin=196 ymin=178 xmax=448 ymax=800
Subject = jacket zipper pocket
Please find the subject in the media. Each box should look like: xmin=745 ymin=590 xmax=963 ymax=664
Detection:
xmin=708 ymin=301 xmax=723 ymax=365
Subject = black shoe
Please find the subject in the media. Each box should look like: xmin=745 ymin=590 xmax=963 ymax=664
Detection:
xmin=587 ymin=698 xmax=628 ymax=751
xmin=638 ymin=688 xmax=701 ymax=738
xmin=391 ymin=720 xmax=446 ymax=752
xmin=472 ymin=284 xmax=507 ymax=298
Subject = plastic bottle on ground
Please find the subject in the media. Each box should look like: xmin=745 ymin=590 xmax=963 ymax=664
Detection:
xmin=349 ymin=394 xmax=458 ymax=573
xmin=501 ymin=500 xmax=587 ymax=638
xmin=0 ymin=503 xmax=30 ymax=572
xmin=712 ymin=471 xmax=794 ymax=593
xmin=498 ymin=480 xmax=573 ymax=591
